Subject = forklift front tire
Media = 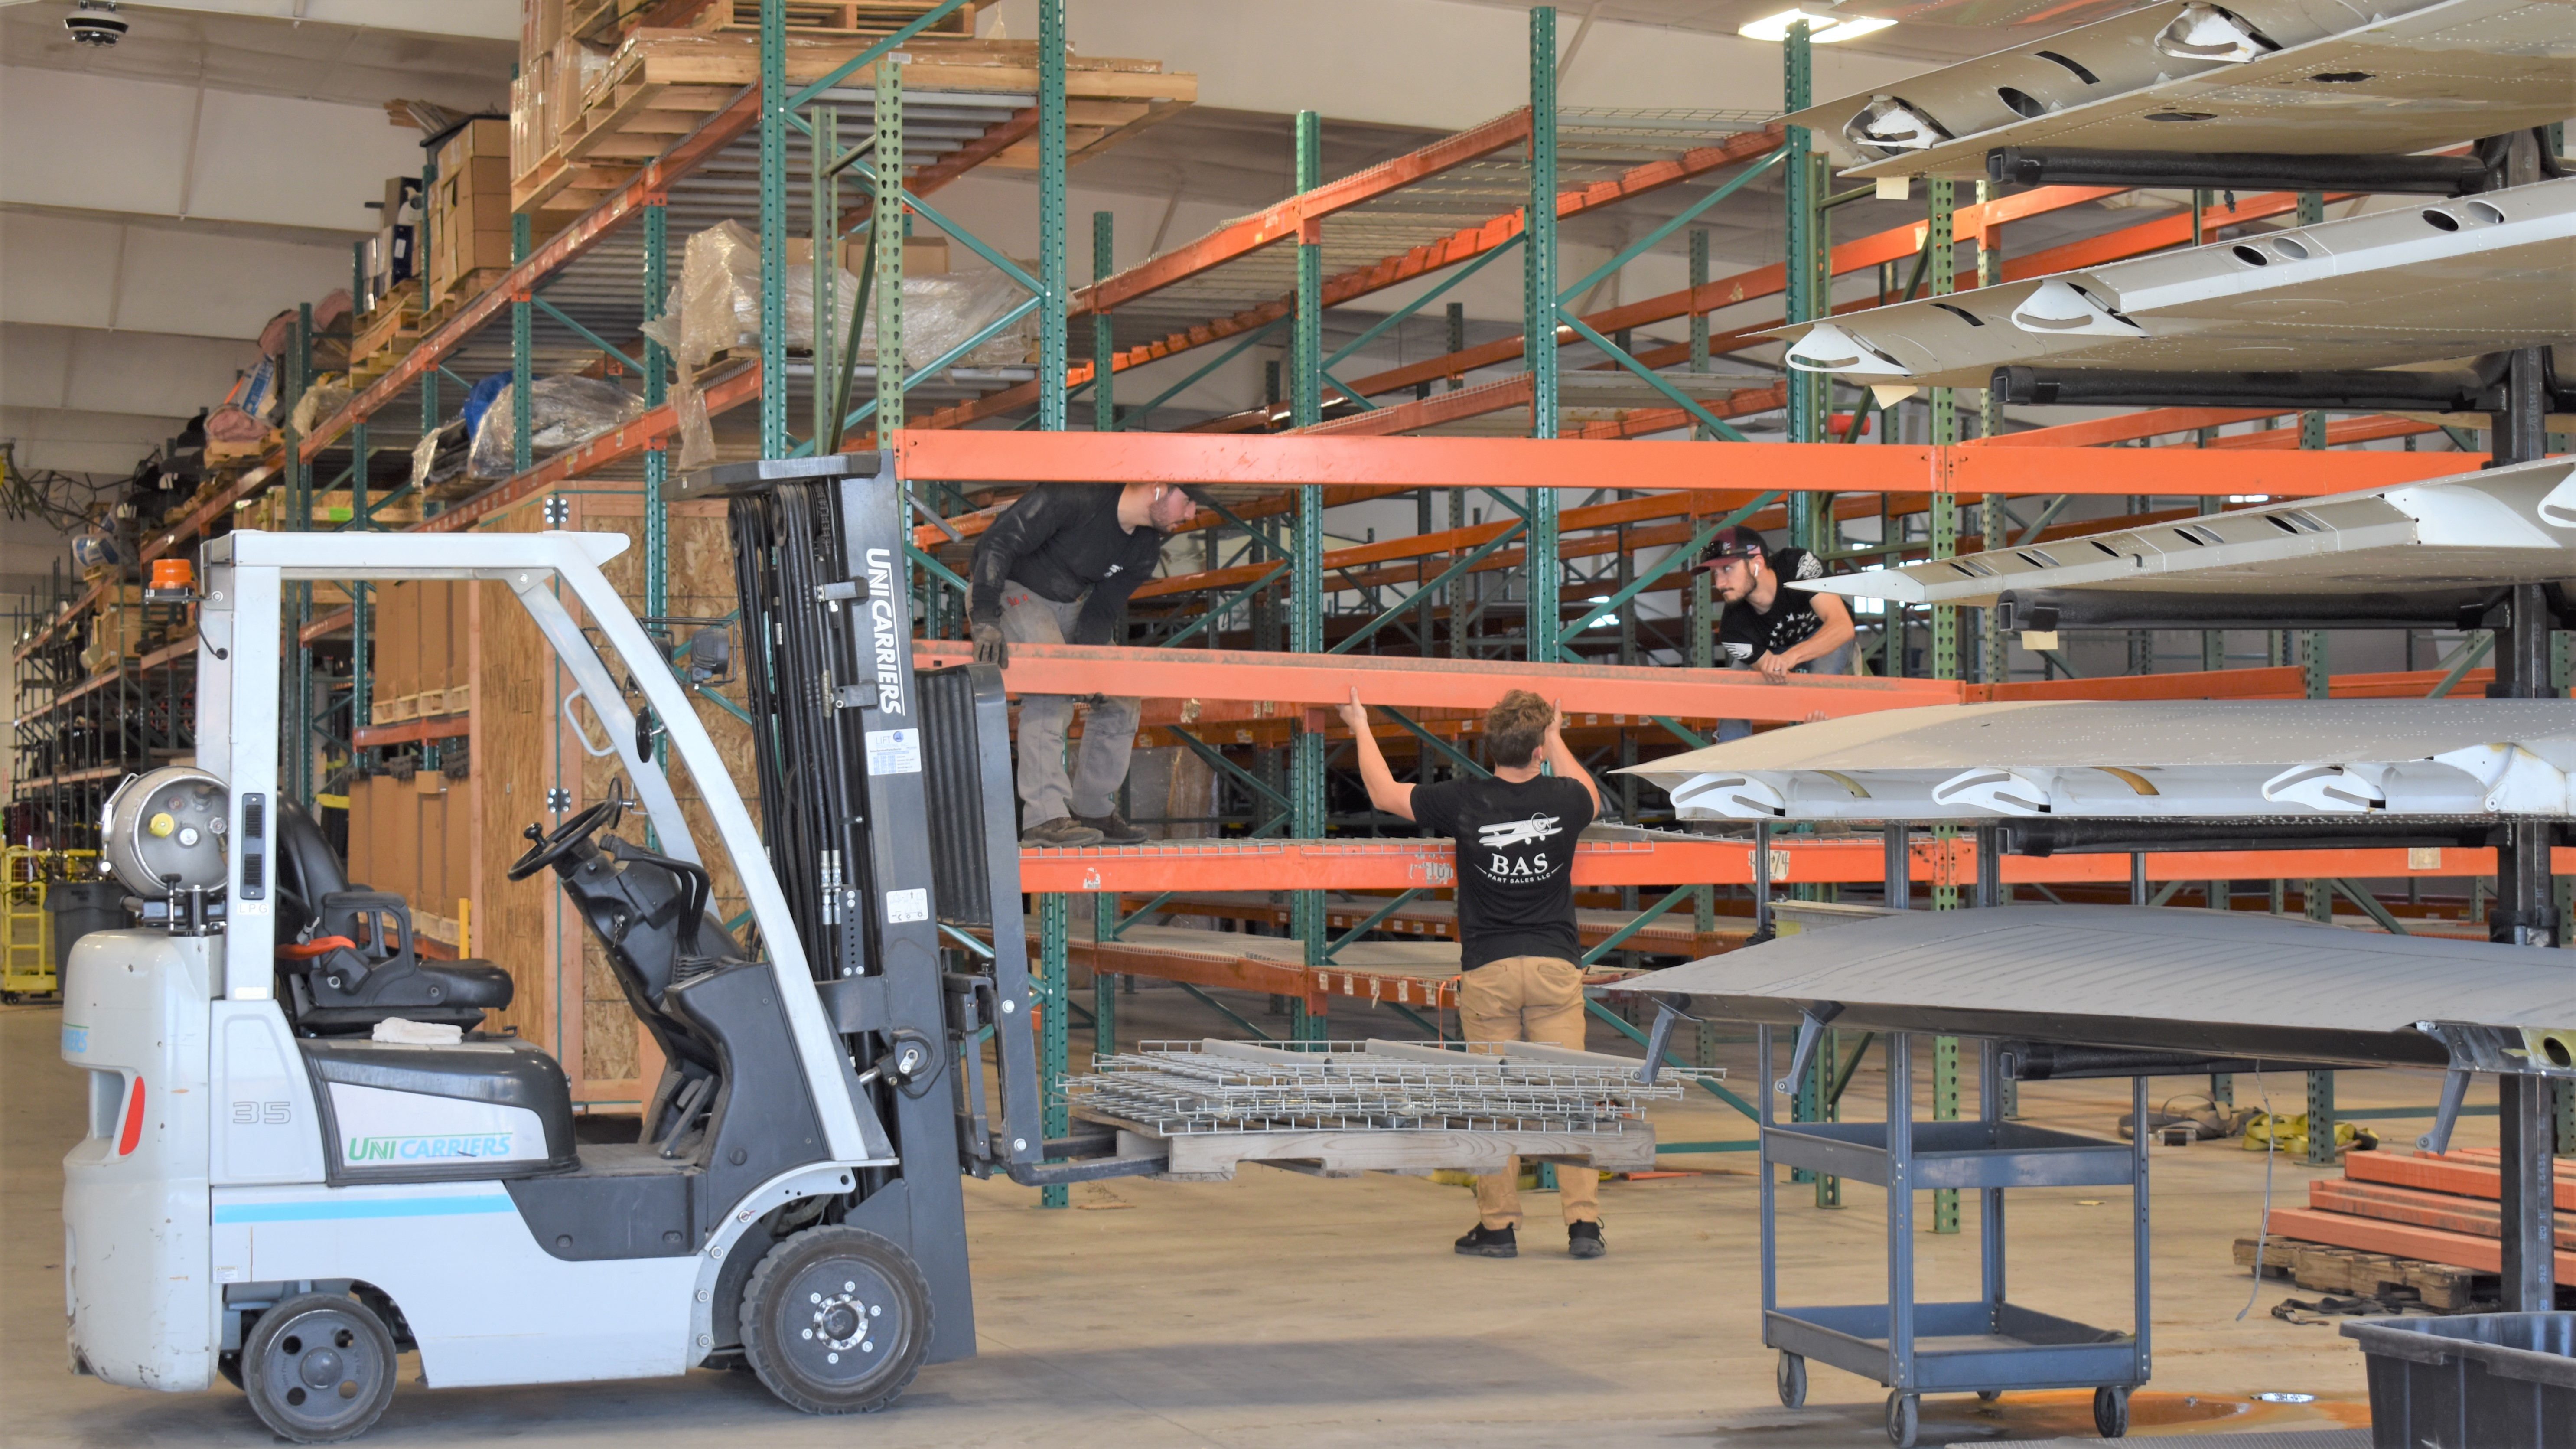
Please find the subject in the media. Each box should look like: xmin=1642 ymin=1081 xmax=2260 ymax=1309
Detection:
xmin=739 ymin=1225 xmax=932 ymax=1415
xmin=239 ymin=1292 xmax=400 ymax=1443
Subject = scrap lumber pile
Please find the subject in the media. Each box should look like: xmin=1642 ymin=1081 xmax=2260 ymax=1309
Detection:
xmin=2242 ymin=1146 xmax=2576 ymax=1312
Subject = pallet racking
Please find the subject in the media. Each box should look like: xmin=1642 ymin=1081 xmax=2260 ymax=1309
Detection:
xmin=8 ymin=3 xmax=2566 ymax=1182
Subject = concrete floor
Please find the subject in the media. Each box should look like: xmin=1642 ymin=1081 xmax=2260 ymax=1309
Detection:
xmin=5 ymin=984 xmax=2454 ymax=1447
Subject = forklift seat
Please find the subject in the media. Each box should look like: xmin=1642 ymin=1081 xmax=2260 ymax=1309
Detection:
xmin=272 ymin=800 xmax=515 ymax=1035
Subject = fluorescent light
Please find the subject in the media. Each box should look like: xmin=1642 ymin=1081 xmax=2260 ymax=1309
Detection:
xmin=1739 ymin=8 xmax=1896 ymax=43
xmin=1589 ymin=594 xmax=1612 ymax=603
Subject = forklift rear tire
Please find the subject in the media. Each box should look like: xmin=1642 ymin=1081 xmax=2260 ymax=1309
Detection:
xmin=239 ymin=1292 xmax=399 ymax=1443
xmin=739 ymin=1225 xmax=931 ymax=1414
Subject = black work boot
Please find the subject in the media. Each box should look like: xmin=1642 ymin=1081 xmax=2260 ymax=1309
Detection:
xmin=1075 ymin=810 xmax=1150 ymax=844
xmin=1568 ymin=1221 xmax=1606 ymax=1259
xmin=1021 ymin=817 xmax=1104 ymax=848
xmin=1454 ymin=1223 xmax=1517 ymax=1258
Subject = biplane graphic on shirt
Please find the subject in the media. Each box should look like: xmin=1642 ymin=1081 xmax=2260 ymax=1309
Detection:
xmin=1477 ymin=814 xmax=1564 ymax=850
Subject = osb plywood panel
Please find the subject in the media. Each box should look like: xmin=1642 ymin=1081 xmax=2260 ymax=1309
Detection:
xmin=472 ymin=501 xmax=570 ymax=1068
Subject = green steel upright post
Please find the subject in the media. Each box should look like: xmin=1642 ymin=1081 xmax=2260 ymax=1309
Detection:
xmin=757 ymin=0 xmax=789 ymax=457
xmin=1039 ymin=891 xmax=1070 ymax=1208
xmin=1289 ymin=109 xmax=1329 ymax=1038
xmin=1977 ymin=178 xmax=2006 ymax=684
xmin=2298 ymin=191 xmax=2326 ymax=458
xmin=511 ymin=214 xmax=533 ymax=475
xmin=1037 ymin=0 xmax=1067 ymax=432
xmin=811 ymin=104 xmax=839 ymax=447
xmin=1688 ymin=227 xmax=1711 ymax=440
xmin=1929 ymin=179 xmax=1964 ymax=1230
xmin=350 ymin=408 xmax=369 ymax=744
xmin=1526 ymin=7 xmax=1560 ymax=663
xmin=643 ymin=200 xmax=670 ymax=625
xmin=873 ymin=65 xmax=907 ymax=438
xmin=1782 ymin=20 xmax=1820 ymax=548
xmin=1093 ymin=210 xmax=1116 ymax=432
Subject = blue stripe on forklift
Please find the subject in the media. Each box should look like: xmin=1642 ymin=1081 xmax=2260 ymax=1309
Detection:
xmin=214 ymin=1194 xmax=514 ymax=1224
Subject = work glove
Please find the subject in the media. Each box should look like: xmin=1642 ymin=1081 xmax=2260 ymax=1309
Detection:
xmin=971 ymin=621 xmax=1009 ymax=669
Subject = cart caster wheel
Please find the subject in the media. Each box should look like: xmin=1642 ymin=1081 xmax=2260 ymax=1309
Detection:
xmin=1885 ymin=1391 xmax=1918 ymax=1449
xmin=1977 ymin=1388 xmax=2002 ymax=1403
xmin=2093 ymin=1385 xmax=2130 ymax=1438
xmin=739 ymin=1224 xmax=932 ymax=1414
xmin=1775 ymin=1351 xmax=1806 ymax=1408
xmin=240 ymin=1292 xmax=397 ymax=1443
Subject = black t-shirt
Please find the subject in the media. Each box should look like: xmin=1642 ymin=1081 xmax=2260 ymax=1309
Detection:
xmin=1717 ymin=545 xmax=1827 ymax=667
xmin=967 ymin=484 xmax=1167 ymax=644
xmin=1412 ymin=773 xmax=1596 ymax=971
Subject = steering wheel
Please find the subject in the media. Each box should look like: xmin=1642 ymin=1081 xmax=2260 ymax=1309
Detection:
xmin=508 ymin=799 xmax=623 ymax=881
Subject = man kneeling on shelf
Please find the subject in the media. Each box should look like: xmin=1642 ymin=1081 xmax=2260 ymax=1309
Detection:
xmin=1337 ymin=685 xmax=1606 ymax=1261
xmin=1696 ymin=524 xmax=1856 ymax=743
xmin=970 ymin=480 xmax=1198 ymax=847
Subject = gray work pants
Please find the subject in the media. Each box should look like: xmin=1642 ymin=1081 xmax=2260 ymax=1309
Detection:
xmin=1716 ymin=641 xmax=1855 ymax=743
xmin=1001 ymin=584 xmax=1141 ymax=827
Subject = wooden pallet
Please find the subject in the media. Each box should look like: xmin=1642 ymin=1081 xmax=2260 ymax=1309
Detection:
xmin=513 ymin=32 xmax=1192 ymax=222
xmin=422 ymin=270 xmax=514 ymax=332
xmin=2235 ymin=1236 xmax=2488 ymax=1311
xmin=350 ymin=289 xmax=427 ymax=385
xmin=1081 ymin=1113 xmax=1657 ymax=1183
xmin=687 ymin=0 xmax=980 ymax=38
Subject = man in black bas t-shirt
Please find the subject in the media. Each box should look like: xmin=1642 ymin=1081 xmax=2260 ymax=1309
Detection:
xmin=1338 ymin=685 xmax=1607 ymax=1261
xmin=969 ymin=481 xmax=1198 ymax=846
xmin=1693 ymin=524 xmax=1856 ymax=743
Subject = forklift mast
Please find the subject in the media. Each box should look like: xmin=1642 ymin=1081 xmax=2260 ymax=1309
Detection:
xmin=683 ymin=453 xmax=1158 ymax=1346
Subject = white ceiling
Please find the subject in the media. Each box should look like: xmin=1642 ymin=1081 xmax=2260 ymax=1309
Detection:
xmin=0 ymin=0 xmax=512 ymax=112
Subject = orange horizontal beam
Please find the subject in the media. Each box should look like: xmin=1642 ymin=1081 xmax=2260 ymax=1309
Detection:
xmin=892 ymin=430 xmax=2471 ymax=498
xmin=1075 ymin=108 xmax=1534 ymax=317
xmin=1019 ymin=835 xmax=2573 ymax=894
xmin=916 ymin=639 xmax=1959 ymax=722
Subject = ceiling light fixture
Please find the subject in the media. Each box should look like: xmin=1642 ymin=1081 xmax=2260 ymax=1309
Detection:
xmin=64 ymin=0 xmax=127 ymax=46
xmin=1738 ymin=8 xmax=1896 ymax=44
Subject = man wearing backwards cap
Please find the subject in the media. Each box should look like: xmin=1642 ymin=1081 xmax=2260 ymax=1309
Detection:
xmin=1691 ymin=525 xmax=1856 ymax=739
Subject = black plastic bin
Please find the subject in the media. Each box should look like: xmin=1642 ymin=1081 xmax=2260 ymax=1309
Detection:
xmin=46 ymin=882 xmax=128 ymax=972
xmin=2341 ymin=1312 xmax=2575 ymax=1449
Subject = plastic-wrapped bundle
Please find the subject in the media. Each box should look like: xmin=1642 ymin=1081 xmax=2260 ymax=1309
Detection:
xmin=466 ymin=375 xmax=645 ymax=479
xmin=856 ymin=271 xmax=1039 ymax=369
xmin=409 ymin=418 xmax=472 ymax=498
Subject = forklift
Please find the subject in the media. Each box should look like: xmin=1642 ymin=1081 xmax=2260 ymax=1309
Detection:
xmin=62 ymin=454 xmax=1157 ymax=1441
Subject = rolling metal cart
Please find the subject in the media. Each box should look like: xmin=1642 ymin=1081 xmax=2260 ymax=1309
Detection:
xmin=1756 ymin=1024 xmax=2150 ymax=1447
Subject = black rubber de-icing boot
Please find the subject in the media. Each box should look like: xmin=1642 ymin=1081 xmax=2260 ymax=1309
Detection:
xmin=1455 ymin=1223 xmax=1518 ymax=1258
xmin=1568 ymin=1221 xmax=1606 ymax=1259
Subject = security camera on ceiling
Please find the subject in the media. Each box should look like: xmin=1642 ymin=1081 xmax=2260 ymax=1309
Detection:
xmin=64 ymin=0 xmax=127 ymax=46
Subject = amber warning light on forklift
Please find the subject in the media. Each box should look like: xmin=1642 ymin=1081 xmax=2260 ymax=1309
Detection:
xmin=145 ymin=558 xmax=194 ymax=604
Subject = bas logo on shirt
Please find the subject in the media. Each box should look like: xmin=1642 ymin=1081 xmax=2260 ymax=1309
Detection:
xmin=1476 ymin=813 xmax=1565 ymax=879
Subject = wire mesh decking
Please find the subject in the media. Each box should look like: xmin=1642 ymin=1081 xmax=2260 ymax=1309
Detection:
xmin=1062 ymin=1039 xmax=1717 ymax=1136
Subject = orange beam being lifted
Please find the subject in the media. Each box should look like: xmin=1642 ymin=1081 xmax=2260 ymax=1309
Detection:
xmin=916 ymin=639 xmax=1960 ymax=721
xmin=1018 ymin=835 xmax=2576 ymax=894
xmin=890 ymin=429 xmax=2472 ymax=498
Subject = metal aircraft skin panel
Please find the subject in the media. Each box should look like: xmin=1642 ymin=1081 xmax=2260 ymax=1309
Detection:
xmin=1788 ymin=0 xmax=2576 ymax=179
xmin=1617 ymin=905 xmax=2571 ymax=1058
xmin=1775 ymin=175 xmax=2576 ymax=388
xmin=1802 ymin=455 xmax=2576 ymax=607
xmin=1615 ymin=700 xmax=2576 ymax=822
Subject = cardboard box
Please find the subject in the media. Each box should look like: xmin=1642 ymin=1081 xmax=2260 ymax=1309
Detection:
xmin=375 ymin=581 xmax=417 ymax=703
xmin=511 ymin=62 xmax=550 ymax=181
xmin=449 ymin=581 xmax=472 ymax=696
xmin=786 ymin=235 xmax=949 ymax=276
xmin=436 ymin=118 xmax=512 ymax=179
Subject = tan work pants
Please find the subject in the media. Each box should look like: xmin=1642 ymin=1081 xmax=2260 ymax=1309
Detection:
xmin=1458 ymin=954 xmax=1601 ymax=1230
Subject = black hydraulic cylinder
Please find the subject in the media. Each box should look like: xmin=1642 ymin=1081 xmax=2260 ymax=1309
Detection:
xmin=1997 ymin=587 xmax=2525 ymax=635
xmin=1987 ymin=146 xmax=2487 ymax=196
xmin=1991 ymin=365 xmax=2499 ymax=412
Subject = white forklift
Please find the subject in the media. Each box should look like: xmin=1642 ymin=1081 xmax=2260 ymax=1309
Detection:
xmin=62 ymin=454 xmax=1157 ymax=1440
